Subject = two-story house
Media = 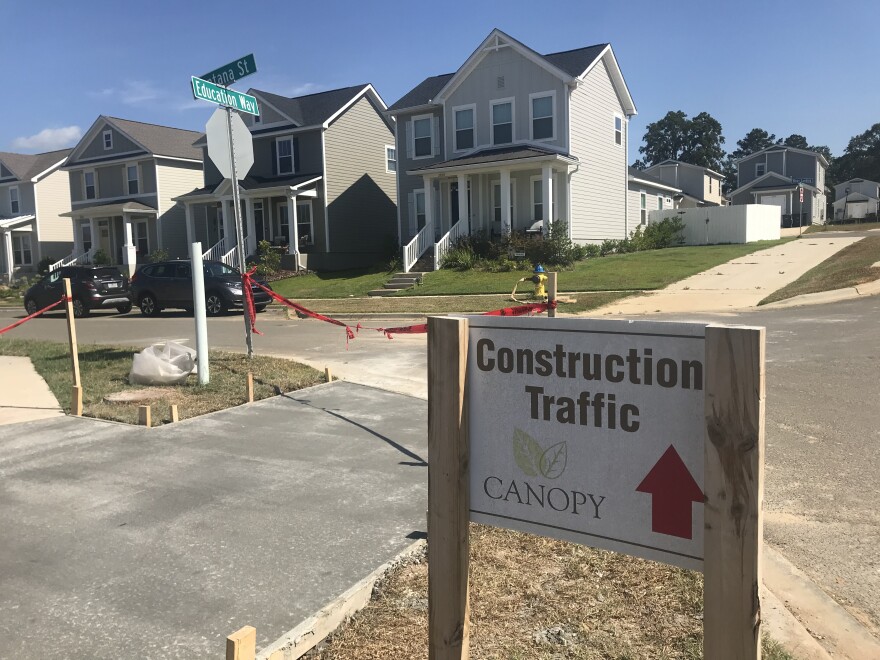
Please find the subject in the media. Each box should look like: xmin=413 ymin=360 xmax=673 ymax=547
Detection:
xmin=59 ymin=116 xmax=203 ymax=275
xmin=0 ymin=149 xmax=72 ymax=281
xmin=628 ymin=167 xmax=681 ymax=227
xmin=728 ymin=145 xmax=828 ymax=226
xmin=386 ymin=29 xmax=637 ymax=271
xmin=643 ymin=160 xmax=725 ymax=208
xmin=832 ymin=178 xmax=879 ymax=220
xmin=176 ymin=84 xmax=397 ymax=271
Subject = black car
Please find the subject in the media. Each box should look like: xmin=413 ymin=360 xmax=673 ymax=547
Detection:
xmin=24 ymin=266 xmax=132 ymax=318
xmin=130 ymin=260 xmax=272 ymax=316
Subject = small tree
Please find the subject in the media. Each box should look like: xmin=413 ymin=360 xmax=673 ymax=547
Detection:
xmin=92 ymin=249 xmax=111 ymax=266
xmin=255 ymin=240 xmax=281 ymax=276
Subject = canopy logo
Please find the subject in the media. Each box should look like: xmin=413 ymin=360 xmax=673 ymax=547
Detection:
xmin=512 ymin=429 xmax=567 ymax=479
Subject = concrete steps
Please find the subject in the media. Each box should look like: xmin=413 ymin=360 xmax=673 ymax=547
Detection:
xmin=368 ymin=272 xmax=424 ymax=297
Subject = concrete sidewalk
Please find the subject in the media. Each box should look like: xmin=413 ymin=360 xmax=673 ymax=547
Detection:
xmin=0 ymin=356 xmax=63 ymax=425
xmin=591 ymin=235 xmax=863 ymax=316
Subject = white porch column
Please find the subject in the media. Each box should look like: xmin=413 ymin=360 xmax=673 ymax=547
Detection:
xmin=244 ymin=198 xmax=256 ymax=255
xmin=287 ymin=195 xmax=300 ymax=266
xmin=457 ymin=174 xmax=468 ymax=230
xmin=89 ymin=218 xmax=97 ymax=256
xmin=2 ymin=231 xmax=12 ymax=283
xmin=423 ymin=176 xmax=435 ymax=232
xmin=500 ymin=169 xmax=511 ymax=235
xmin=542 ymin=164 xmax=554 ymax=236
xmin=122 ymin=212 xmax=137 ymax=277
xmin=184 ymin=203 xmax=195 ymax=247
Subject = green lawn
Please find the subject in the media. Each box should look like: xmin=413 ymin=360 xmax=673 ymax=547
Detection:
xmin=269 ymin=265 xmax=392 ymax=300
xmin=806 ymin=221 xmax=880 ymax=233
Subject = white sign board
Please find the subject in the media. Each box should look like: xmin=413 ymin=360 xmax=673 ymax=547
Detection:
xmin=467 ymin=316 xmax=706 ymax=570
xmin=206 ymin=108 xmax=254 ymax=181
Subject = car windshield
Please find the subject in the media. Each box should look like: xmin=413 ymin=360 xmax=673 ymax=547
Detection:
xmin=204 ymin=262 xmax=239 ymax=277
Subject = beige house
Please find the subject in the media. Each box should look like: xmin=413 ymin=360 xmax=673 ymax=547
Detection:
xmin=0 ymin=149 xmax=72 ymax=281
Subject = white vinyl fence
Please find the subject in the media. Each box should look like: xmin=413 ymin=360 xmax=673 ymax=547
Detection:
xmin=648 ymin=204 xmax=781 ymax=245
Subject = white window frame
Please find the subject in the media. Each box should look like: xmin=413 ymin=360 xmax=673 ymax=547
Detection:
xmin=385 ymin=145 xmax=396 ymax=173
xmin=126 ymin=163 xmax=139 ymax=195
xmin=452 ymin=103 xmax=476 ymax=152
xmin=12 ymin=233 xmax=32 ymax=266
xmin=103 ymin=130 xmax=113 ymax=150
xmin=414 ymin=189 xmax=427 ymax=229
xmin=411 ymin=114 xmax=434 ymax=160
xmin=9 ymin=186 xmax=19 ymax=214
xmin=133 ymin=220 xmax=150 ymax=256
xmin=490 ymin=97 xmax=515 ymax=146
xmin=529 ymin=91 xmax=556 ymax=142
xmin=296 ymin=200 xmax=314 ymax=246
xmin=657 ymin=194 xmax=664 ymax=211
xmin=83 ymin=170 xmax=97 ymax=200
xmin=530 ymin=175 xmax=543 ymax=222
xmin=614 ymin=114 xmax=624 ymax=147
xmin=756 ymin=162 xmax=766 ymax=177
xmin=640 ymin=190 xmax=647 ymax=225
xmin=276 ymin=137 xmax=295 ymax=175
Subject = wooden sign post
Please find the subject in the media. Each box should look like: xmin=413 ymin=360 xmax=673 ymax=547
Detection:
xmin=63 ymin=278 xmax=83 ymax=416
xmin=427 ymin=316 xmax=764 ymax=659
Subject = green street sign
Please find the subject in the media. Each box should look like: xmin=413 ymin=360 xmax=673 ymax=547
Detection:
xmin=191 ymin=77 xmax=260 ymax=116
xmin=201 ymin=54 xmax=257 ymax=87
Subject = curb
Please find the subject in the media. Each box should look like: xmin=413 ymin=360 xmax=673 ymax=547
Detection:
xmin=256 ymin=539 xmax=427 ymax=659
xmin=760 ymin=278 xmax=880 ymax=310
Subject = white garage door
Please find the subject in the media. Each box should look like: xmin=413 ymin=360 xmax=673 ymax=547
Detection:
xmin=847 ymin=202 xmax=868 ymax=219
xmin=761 ymin=194 xmax=787 ymax=211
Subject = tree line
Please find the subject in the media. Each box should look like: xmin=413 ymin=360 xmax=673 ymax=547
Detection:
xmin=632 ymin=110 xmax=880 ymax=193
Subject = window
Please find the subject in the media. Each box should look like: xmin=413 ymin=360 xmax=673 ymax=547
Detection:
xmin=81 ymin=224 xmax=92 ymax=252
xmin=412 ymin=116 xmax=432 ymax=158
xmin=414 ymin=190 xmax=426 ymax=229
xmin=84 ymin=171 xmax=96 ymax=200
xmin=276 ymin=138 xmax=294 ymax=174
xmin=297 ymin=201 xmax=314 ymax=246
xmin=12 ymin=234 xmax=32 ymax=266
xmin=530 ymin=93 xmax=554 ymax=141
xmin=385 ymin=146 xmax=396 ymax=172
xmin=532 ymin=178 xmax=543 ymax=221
xmin=709 ymin=178 xmax=713 ymax=193
xmin=614 ymin=115 xmax=623 ymax=146
xmin=134 ymin=221 xmax=149 ymax=255
xmin=254 ymin=201 xmax=266 ymax=242
xmin=492 ymin=181 xmax=516 ymax=225
xmin=9 ymin=186 xmax=19 ymax=214
xmin=453 ymin=105 xmax=475 ymax=151
xmin=126 ymin=164 xmax=139 ymax=195
xmin=756 ymin=163 xmax=766 ymax=177
xmin=277 ymin=204 xmax=289 ymax=241
xmin=103 ymin=130 xmax=113 ymax=150
xmin=640 ymin=191 xmax=647 ymax=224
xmin=252 ymin=110 xmax=261 ymax=124
xmin=658 ymin=195 xmax=664 ymax=211
xmin=491 ymin=99 xmax=513 ymax=145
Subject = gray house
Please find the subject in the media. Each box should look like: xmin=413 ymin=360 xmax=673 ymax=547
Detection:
xmin=0 ymin=149 xmax=71 ymax=281
xmin=728 ymin=144 xmax=828 ymax=226
xmin=176 ymin=84 xmax=397 ymax=271
xmin=628 ymin=167 xmax=681 ymax=227
xmin=60 ymin=116 xmax=203 ymax=275
xmin=832 ymin=178 xmax=879 ymax=220
xmin=387 ymin=29 xmax=637 ymax=271
xmin=643 ymin=160 xmax=725 ymax=208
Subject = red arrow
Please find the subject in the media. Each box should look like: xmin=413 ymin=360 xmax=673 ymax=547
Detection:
xmin=636 ymin=445 xmax=704 ymax=539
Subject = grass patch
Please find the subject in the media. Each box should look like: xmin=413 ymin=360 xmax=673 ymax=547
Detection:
xmin=270 ymin=265 xmax=392 ymax=299
xmin=805 ymin=221 xmax=880 ymax=233
xmin=305 ymin=524 xmax=792 ymax=659
xmin=760 ymin=235 xmax=880 ymax=304
xmin=0 ymin=339 xmax=324 ymax=425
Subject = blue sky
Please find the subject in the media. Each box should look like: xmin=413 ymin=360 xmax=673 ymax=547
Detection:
xmin=3 ymin=0 xmax=877 ymax=161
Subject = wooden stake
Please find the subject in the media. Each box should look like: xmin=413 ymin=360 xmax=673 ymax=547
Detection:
xmin=427 ymin=316 xmax=470 ymax=660
xmin=138 ymin=405 xmax=151 ymax=428
xmin=246 ymin=372 xmax=254 ymax=403
xmin=325 ymin=366 xmax=332 ymax=383
xmin=63 ymin=278 xmax=81 ymax=387
xmin=704 ymin=325 xmax=765 ymax=660
xmin=71 ymin=385 xmax=83 ymax=417
xmin=547 ymin=272 xmax=557 ymax=318
xmin=169 ymin=404 xmax=179 ymax=423
xmin=226 ymin=625 xmax=256 ymax=660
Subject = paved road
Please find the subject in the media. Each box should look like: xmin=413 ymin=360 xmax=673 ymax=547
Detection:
xmin=1 ymin=295 xmax=878 ymax=636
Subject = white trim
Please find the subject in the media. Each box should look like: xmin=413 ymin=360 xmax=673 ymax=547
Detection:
xmin=103 ymin=129 xmax=113 ymax=150
xmin=394 ymin=120 xmax=401 ymax=244
xmin=296 ymin=199 xmax=314 ymax=246
xmin=151 ymin=155 xmax=202 ymax=165
xmin=385 ymin=144 xmax=397 ymax=173
xmin=410 ymin=113 xmax=434 ymax=160
xmin=413 ymin=188 xmax=427 ymax=229
xmin=528 ymin=91 xmax=556 ymax=142
xmin=30 ymin=157 xmax=68 ymax=183
xmin=628 ymin=176 xmax=681 ymax=194
xmin=323 ymin=84 xmax=387 ymax=127
xmin=275 ymin=136 xmax=296 ymax=175
xmin=11 ymin=233 xmax=33 ymax=266
xmin=8 ymin=186 xmax=19 ymax=215
xmin=451 ymin=103 xmax=476 ymax=152
xmin=321 ymin=130 xmax=330 ymax=252
xmin=154 ymin=161 xmax=163 ymax=251
xmin=490 ymin=97 xmax=515 ymax=146
xmin=755 ymin=162 xmax=766 ymax=178
xmin=580 ymin=45 xmax=637 ymax=116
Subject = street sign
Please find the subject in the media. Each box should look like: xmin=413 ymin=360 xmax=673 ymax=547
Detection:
xmin=206 ymin=108 xmax=253 ymax=181
xmin=466 ymin=316 xmax=707 ymax=569
xmin=191 ymin=76 xmax=260 ymax=116
xmin=201 ymin=54 xmax=257 ymax=87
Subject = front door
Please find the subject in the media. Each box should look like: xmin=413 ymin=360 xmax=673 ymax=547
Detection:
xmin=97 ymin=220 xmax=113 ymax=262
xmin=450 ymin=182 xmax=472 ymax=232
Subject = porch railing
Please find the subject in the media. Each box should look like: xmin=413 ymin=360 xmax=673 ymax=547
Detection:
xmin=402 ymin=221 xmax=434 ymax=273
xmin=220 ymin=247 xmax=237 ymax=268
xmin=202 ymin=237 xmax=230 ymax=263
xmin=49 ymin=246 xmax=97 ymax=272
xmin=433 ymin=218 xmax=469 ymax=271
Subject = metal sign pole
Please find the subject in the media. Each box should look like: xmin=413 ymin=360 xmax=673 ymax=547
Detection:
xmin=225 ymin=106 xmax=254 ymax=358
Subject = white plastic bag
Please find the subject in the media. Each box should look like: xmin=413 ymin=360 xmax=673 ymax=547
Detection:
xmin=129 ymin=342 xmax=197 ymax=385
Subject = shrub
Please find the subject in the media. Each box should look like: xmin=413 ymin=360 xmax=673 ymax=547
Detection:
xmin=641 ymin=217 xmax=685 ymax=249
xmin=441 ymin=244 xmax=478 ymax=271
xmin=92 ymin=249 xmax=111 ymax=266
xmin=148 ymin=248 xmax=169 ymax=263
xmin=254 ymin=240 xmax=281 ymax=276
xmin=37 ymin=256 xmax=54 ymax=276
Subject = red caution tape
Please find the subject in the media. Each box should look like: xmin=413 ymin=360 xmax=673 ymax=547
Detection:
xmin=0 ymin=296 xmax=69 ymax=337
xmin=242 ymin=267 xmax=264 ymax=336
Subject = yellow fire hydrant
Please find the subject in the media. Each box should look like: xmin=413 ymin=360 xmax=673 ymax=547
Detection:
xmin=531 ymin=264 xmax=548 ymax=300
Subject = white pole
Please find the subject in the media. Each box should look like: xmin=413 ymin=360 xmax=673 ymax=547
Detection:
xmin=226 ymin=106 xmax=254 ymax=358
xmin=191 ymin=241 xmax=209 ymax=385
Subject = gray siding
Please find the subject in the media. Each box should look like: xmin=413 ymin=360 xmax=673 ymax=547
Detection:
xmin=0 ymin=182 xmax=34 ymax=216
xmin=247 ymin=101 xmax=288 ymax=126
xmin=323 ymin=95 xmax=397 ymax=254
xmin=245 ymin=129 xmax=323 ymax=182
xmin=568 ymin=58 xmax=628 ymax=242
xmin=396 ymin=108 xmax=444 ymax=242
xmin=628 ymin=182 xmax=675 ymax=228
xmin=834 ymin=179 xmax=880 ymax=200
xmin=0 ymin=164 xmax=12 ymax=179
xmin=78 ymin=123 xmax=143 ymax=161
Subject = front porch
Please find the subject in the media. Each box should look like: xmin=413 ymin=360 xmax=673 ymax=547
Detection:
xmin=402 ymin=146 xmax=576 ymax=272
xmin=0 ymin=215 xmax=37 ymax=283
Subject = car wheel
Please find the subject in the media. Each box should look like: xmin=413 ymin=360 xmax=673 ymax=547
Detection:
xmin=139 ymin=293 xmax=160 ymax=317
xmin=72 ymin=298 xmax=89 ymax=318
xmin=25 ymin=299 xmax=38 ymax=316
xmin=116 ymin=302 xmax=133 ymax=314
xmin=255 ymin=304 xmax=268 ymax=313
xmin=205 ymin=292 xmax=226 ymax=316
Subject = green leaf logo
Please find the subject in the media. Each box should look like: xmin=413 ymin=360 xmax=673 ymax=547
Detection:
xmin=511 ymin=429 xmax=567 ymax=480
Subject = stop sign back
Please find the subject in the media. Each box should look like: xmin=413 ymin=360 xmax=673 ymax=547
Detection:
xmin=206 ymin=108 xmax=254 ymax=181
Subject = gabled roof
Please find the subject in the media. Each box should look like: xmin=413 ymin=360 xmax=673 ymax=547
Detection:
xmin=646 ymin=159 xmax=724 ymax=179
xmin=628 ymin=166 xmax=682 ymax=193
xmin=409 ymin=144 xmax=576 ymax=174
xmin=737 ymin=144 xmax=829 ymax=168
xmin=835 ymin=177 xmax=880 ymax=188
xmin=728 ymin=171 xmax=818 ymax=197
xmin=174 ymin=172 xmax=323 ymax=201
xmin=387 ymin=74 xmax=454 ymax=113
xmin=0 ymin=148 xmax=71 ymax=182
xmin=248 ymin=84 xmax=382 ymax=128
xmin=544 ymin=44 xmax=609 ymax=77
xmin=66 ymin=116 xmax=203 ymax=165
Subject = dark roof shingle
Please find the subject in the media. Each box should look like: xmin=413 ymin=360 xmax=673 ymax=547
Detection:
xmin=0 ymin=148 xmax=72 ymax=181
xmin=104 ymin=117 xmax=203 ymax=161
xmin=628 ymin=166 xmax=680 ymax=190
xmin=412 ymin=145 xmax=575 ymax=172
xmin=387 ymin=74 xmax=454 ymax=113
xmin=249 ymin=85 xmax=369 ymax=126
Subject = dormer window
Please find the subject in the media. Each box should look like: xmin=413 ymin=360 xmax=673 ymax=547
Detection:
xmin=84 ymin=171 xmax=96 ymax=200
xmin=9 ymin=186 xmax=19 ymax=214
xmin=103 ymin=130 xmax=113 ymax=150
xmin=276 ymin=137 xmax=294 ymax=175
xmin=756 ymin=163 xmax=766 ymax=177
xmin=126 ymin=164 xmax=139 ymax=195
xmin=491 ymin=99 xmax=513 ymax=145
xmin=530 ymin=92 xmax=554 ymax=141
